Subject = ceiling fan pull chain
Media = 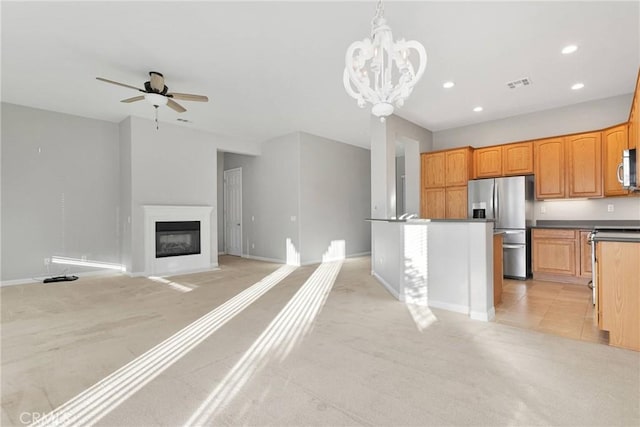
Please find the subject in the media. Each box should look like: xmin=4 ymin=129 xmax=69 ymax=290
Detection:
xmin=155 ymin=106 xmax=159 ymax=130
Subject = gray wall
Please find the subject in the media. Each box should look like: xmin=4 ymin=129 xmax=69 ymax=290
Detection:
xmin=119 ymin=117 xmax=132 ymax=272
xmin=1 ymin=103 xmax=120 ymax=281
xmin=370 ymin=114 xmax=433 ymax=219
xmin=224 ymin=133 xmax=300 ymax=262
xmin=432 ymin=94 xmax=639 ymax=221
xmin=127 ymin=117 xmax=221 ymax=273
xmin=433 ymin=94 xmax=632 ymax=150
xmin=299 ymin=132 xmax=371 ymax=264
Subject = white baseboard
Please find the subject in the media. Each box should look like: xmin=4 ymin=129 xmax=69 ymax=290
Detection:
xmin=372 ymin=272 xmax=401 ymax=300
xmin=300 ymin=251 xmax=372 ymax=266
xmin=470 ymin=307 xmax=495 ymax=322
xmin=428 ymin=300 xmax=470 ymax=315
xmin=241 ymin=254 xmax=285 ymax=264
xmin=1 ymin=269 xmax=121 ymax=287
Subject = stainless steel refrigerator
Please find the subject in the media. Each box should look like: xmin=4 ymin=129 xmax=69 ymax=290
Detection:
xmin=468 ymin=175 xmax=535 ymax=279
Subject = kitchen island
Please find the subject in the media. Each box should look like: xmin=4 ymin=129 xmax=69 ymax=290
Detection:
xmin=369 ymin=218 xmax=495 ymax=321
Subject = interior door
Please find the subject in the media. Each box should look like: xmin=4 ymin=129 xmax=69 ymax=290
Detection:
xmin=224 ymin=168 xmax=242 ymax=256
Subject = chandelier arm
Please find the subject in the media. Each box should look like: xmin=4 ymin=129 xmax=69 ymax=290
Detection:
xmin=344 ymin=40 xmax=382 ymax=104
xmin=387 ymin=40 xmax=428 ymax=105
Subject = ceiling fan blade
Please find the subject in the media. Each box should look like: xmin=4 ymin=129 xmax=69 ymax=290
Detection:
xmin=149 ymin=72 xmax=165 ymax=92
xmin=167 ymin=93 xmax=209 ymax=102
xmin=96 ymin=77 xmax=144 ymax=92
xmin=121 ymin=95 xmax=145 ymax=103
xmin=167 ymin=99 xmax=187 ymax=113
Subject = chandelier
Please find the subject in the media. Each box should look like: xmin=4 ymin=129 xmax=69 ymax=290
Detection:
xmin=343 ymin=1 xmax=427 ymax=121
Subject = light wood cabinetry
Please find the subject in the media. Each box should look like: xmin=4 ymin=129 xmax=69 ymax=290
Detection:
xmin=534 ymin=137 xmax=566 ymax=199
xmin=420 ymin=148 xmax=472 ymax=219
xmin=533 ymin=229 xmax=577 ymax=276
xmin=445 ymin=186 xmax=467 ymax=219
xmin=534 ymin=133 xmax=603 ymax=199
xmin=474 ymin=146 xmax=502 ymax=178
xmin=422 ymin=151 xmax=445 ymax=188
xmin=597 ymin=241 xmax=640 ymax=351
xmin=502 ymin=141 xmax=534 ymax=176
xmin=566 ymin=132 xmax=603 ymax=198
xmin=423 ymin=188 xmax=445 ymax=219
xmin=532 ymin=228 xmax=591 ymax=284
xmin=602 ymin=124 xmax=629 ymax=197
xmin=493 ymin=233 xmax=503 ymax=306
xmin=445 ymin=148 xmax=473 ymax=186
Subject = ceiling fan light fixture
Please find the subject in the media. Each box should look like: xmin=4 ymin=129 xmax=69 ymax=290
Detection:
xmin=145 ymin=93 xmax=168 ymax=107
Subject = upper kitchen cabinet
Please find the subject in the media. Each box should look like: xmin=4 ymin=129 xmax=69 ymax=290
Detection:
xmin=502 ymin=141 xmax=534 ymax=176
xmin=534 ymin=137 xmax=566 ymax=199
xmin=421 ymin=152 xmax=445 ymax=188
xmin=445 ymin=147 xmax=473 ymax=186
xmin=629 ymin=69 xmax=639 ymax=150
xmin=566 ymin=132 xmax=603 ymax=198
xmin=602 ymin=124 xmax=629 ymax=197
xmin=473 ymin=146 xmax=502 ymax=178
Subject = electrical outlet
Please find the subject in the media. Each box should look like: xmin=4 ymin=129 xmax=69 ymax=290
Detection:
xmin=290 ymin=215 xmax=297 ymax=222
xmin=540 ymin=206 xmax=546 ymax=214
xmin=251 ymin=216 xmax=255 ymax=222
xmin=607 ymin=204 xmax=614 ymax=212
xmin=251 ymin=243 xmax=255 ymax=249
xmin=44 ymin=258 xmax=50 ymax=266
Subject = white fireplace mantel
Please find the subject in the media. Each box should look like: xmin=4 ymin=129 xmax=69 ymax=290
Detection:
xmin=143 ymin=205 xmax=214 ymax=276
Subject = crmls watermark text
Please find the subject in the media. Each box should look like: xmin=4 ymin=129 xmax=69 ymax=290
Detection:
xmin=20 ymin=411 xmax=71 ymax=425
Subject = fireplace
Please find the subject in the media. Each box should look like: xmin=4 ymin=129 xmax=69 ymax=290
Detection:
xmin=143 ymin=205 xmax=213 ymax=276
xmin=155 ymin=221 xmax=201 ymax=258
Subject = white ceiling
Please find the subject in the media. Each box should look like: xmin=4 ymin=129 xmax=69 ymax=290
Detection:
xmin=2 ymin=1 xmax=639 ymax=149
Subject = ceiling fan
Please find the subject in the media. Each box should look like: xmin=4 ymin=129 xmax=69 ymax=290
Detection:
xmin=96 ymin=71 xmax=208 ymax=113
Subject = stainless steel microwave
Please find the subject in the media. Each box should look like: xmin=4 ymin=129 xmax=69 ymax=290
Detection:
xmin=617 ymin=148 xmax=637 ymax=190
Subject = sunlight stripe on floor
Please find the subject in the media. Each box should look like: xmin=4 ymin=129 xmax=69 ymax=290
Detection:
xmin=30 ymin=264 xmax=297 ymax=427
xmin=184 ymin=260 xmax=343 ymax=426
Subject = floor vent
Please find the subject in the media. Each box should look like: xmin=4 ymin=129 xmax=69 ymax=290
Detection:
xmin=507 ymin=78 xmax=532 ymax=89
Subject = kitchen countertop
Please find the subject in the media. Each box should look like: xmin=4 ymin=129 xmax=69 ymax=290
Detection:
xmin=533 ymin=220 xmax=640 ymax=230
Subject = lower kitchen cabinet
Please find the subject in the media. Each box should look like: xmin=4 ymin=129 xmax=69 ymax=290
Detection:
xmin=423 ymin=188 xmax=445 ymax=219
xmin=445 ymin=186 xmax=467 ymax=219
xmin=532 ymin=228 xmax=591 ymax=284
xmin=579 ymin=231 xmax=592 ymax=278
xmin=597 ymin=241 xmax=640 ymax=351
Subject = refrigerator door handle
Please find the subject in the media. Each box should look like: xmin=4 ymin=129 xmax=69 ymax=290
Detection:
xmin=491 ymin=182 xmax=496 ymax=220
xmin=495 ymin=182 xmax=500 ymax=223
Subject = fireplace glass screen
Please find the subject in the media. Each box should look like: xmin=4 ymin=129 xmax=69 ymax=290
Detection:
xmin=155 ymin=221 xmax=201 ymax=258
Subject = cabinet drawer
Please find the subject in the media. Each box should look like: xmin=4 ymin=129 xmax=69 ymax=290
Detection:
xmin=532 ymin=228 xmax=576 ymax=239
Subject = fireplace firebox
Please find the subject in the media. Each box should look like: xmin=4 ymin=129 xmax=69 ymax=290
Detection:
xmin=155 ymin=221 xmax=201 ymax=258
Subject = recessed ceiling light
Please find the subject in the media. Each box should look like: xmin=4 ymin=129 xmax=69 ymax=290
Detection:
xmin=562 ymin=44 xmax=578 ymax=55
xmin=443 ymin=81 xmax=455 ymax=89
xmin=473 ymin=106 xmax=483 ymax=112
xmin=571 ymin=82 xmax=585 ymax=90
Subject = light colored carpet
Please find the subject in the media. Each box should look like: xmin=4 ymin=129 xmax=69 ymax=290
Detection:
xmin=2 ymin=256 xmax=638 ymax=426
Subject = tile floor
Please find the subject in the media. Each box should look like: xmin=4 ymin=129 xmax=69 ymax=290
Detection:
xmin=495 ymin=278 xmax=609 ymax=344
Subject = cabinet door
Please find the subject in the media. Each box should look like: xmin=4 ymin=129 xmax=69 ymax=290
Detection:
xmin=474 ymin=146 xmax=502 ymax=178
xmin=579 ymin=231 xmax=592 ymax=278
xmin=445 ymin=148 xmax=471 ymax=187
xmin=534 ymin=137 xmax=565 ymax=199
xmin=445 ymin=186 xmax=468 ymax=219
xmin=532 ymin=229 xmax=577 ymax=276
xmin=422 ymin=152 xmax=445 ymax=188
xmin=423 ymin=188 xmax=445 ymax=219
xmin=503 ymin=142 xmax=534 ymax=176
xmin=566 ymin=132 xmax=603 ymax=198
xmin=533 ymin=238 xmax=577 ymax=276
xmin=602 ymin=125 xmax=629 ymax=197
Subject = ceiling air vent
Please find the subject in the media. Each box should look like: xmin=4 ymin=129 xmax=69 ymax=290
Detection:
xmin=506 ymin=78 xmax=532 ymax=89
